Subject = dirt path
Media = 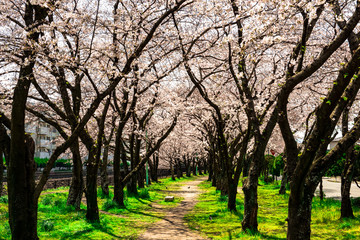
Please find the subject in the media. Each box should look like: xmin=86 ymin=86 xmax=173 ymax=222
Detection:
xmin=138 ymin=176 xmax=208 ymax=240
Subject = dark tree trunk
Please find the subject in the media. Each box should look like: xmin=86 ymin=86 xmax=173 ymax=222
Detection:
xmin=113 ymin=168 xmax=126 ymax=207
xmin=241 ymin=176 xmax=258 ymax=232
xmin=279 ymin=166 xmax=288 ymax=195
xmin=114 ymin=137 xmax=129 ymax=206
xmin=341 ymin=150 xmax=355 ymax=218
xmin=100 ymin=143 xmax=110 ymax=197
xmin=8 ymin=4 xmax=48 ymax=237
xmin=203 ymin=158 xmax=207 ymax=175
xmin=113 ymin=122 xmax=127 ymax=204
xmin=340 ymin=103 xmax=356 ymax=218
xmin=127 ymin=176 xmax=138 ymax=196
xmin=149 ymin=154 xmax=159 ymax=182
xmin=67 ymin=140 xmax=83 ymax=209
xmin=184 ymin=156 xmax=191 ymax=177
xmin=0 ymin=149 xmax=3 ymax=197
xmin=227 ymin=182 xmax=237 ymax=211
xmin=192 ymin=159 xmax=197 ymax=176
xmin=211 ymin=155 xmax=217 ymax=187
xmin=241 ymin=145 xmax=267 ymax=232
xmin=319 ymin=179 xmax=324 ymax=201
xmin=218 ymin=175 xmax=229 ymax=196
xmin=9 ymin=133 xmax=38 ymax=239
xmin=198 ymin=160 xmax=203 ymax=175
xmin=341 ymin=175 xmax=354 ymax=218
xmin=176 ymin=158 xmax=183 ymax=178
xmin=85 ymin=153 xmax=100 ymax=222
xmin=114 ymin=182 xmax=126 ymax=207
xmin=8 ymin=9 xmax=47 ymax=234
xmin=207 ymin=155 xmax=213 ymax=182
xmin=287 ymin=187 xmax=313 ymax=240
xmin=138 ymin=166 xmax=145 ymax=188
xmin=0 ymin=124 xmax=9 ymax=196
xmin=170 ymin=159 xmax=176 ymax=180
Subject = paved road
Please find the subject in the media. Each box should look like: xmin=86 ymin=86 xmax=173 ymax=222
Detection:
xmin=315 ymin=177 xmax=360 ymax=200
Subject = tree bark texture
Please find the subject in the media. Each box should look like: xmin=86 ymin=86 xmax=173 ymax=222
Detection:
xmin=227 ymin=182 xmax=237 ymax=211
xmin=67 ymin=140 xmax=83 ymax=210
xmin=85 ymin=152 xmax=100 ymax=222
xmin=279 ymin=167 xmax=288 ymax=195
xmin=149 ymin=153 xmax=159 ymax=182
xmin=8 ymin=4 xmax=48 ymax=236
xmin=287 ymin=187 xmax=313 ymax=240
xmin=0 ymin=149 xmax=3 ymax=197
xmin=341 ymin=149 xmax=355 ymax=218
xmin=138 ymin=166 xmax=145 ymax=188
xmin=100 ymin=143 xmax=110 ymax=197
xmin=241 ymin=176 xmax=259 ymax=232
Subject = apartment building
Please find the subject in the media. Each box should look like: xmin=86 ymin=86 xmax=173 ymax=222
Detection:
xmin=26 ymin=120 xmax=59 ymax=159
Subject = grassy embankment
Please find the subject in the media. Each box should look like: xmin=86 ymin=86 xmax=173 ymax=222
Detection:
xmin=185 ymin=179 xmax=360 ymax=240
xmin=0 ymin=175 xmax=198 ymax=239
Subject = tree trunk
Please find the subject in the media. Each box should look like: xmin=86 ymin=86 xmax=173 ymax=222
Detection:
xmin=198 ymin=160 xmax=203 ymax=175
xmin=241 ymin=176 xmax=258 ymax=232
xmin=211 ymin=156 xmax=217 ymax=187
xmin=67 ymin=140 xmax=83 ymax=209
xmin=227 ymin=181 xmax=237 ymax=211
xmin=100 ymin=144 xmax=110 ymax=197
xmin=138 ymin=166 xmax=145 ymax=188
xmin=116 ymin=183 xmax=126 ymax=207
xmin=0 ymin=149 xmax=3 ymax=197
xmin=170 ymin=159 xmax=175 ymax=180
xmin=85 ymin=153 xmax=100 ymax=222
xmin=279 ymin=167 xmax=288 ymax=195
xmin=341 ymin=177 xmax=354 ymax=218
xmin=319 ymin=179 xmax=324 ymax=201
xmin=149 ymin=154 xmax=159 ymax=183
xmin=203 ymin=159 xmax=207 ymax=174
xmin=114 ymin=180 xmax=125 ymax=207
xmin=176 ymin=159 xmax=182 ymax=178
xmin=127 ymin=175 xmax=138 ymax=196
xmin=287 ymin=188 xmax=313 ymax=240
xmin=218 ymin=175 xmax=229 ymax=196
xmin=192 ymin=159 xmax=197 ymax=176
xmin=9 ymin=63 xmax=39 ymax=239
xmin=7 ymin=3 xmax=48 ymax=239
xmin=184 ymin=157 xmax=191 ymax=177
xmin=341 ymin=152 xmax=355 ymax=218
xmin=9 ymin=134 xmax=39 ymax=239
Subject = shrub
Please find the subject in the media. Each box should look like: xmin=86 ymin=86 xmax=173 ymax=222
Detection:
xmin=340 ymin=222 xmax=352 ymax=229
xmin=41 ymin=195 xmax=52 ymax=206
xmin=138 ymin=188 xmax=150 ymax=199
xmin=98 ymin=188 xmax=111 ymax=199
xmin=218 ymin=194 xmax=228 ymax=202
xmin=102 ymin=199 xmax=118 ymax=211
xmin=41 ymin=220 xmax=55 ymax=232
xmin=0 ymin=195 xmax=8 ymax=204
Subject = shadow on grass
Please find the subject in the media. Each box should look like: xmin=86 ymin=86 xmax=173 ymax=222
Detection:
xmin=232 ymin=228 xmax=286 ymax=240
xmin=59 ymin=221 xmax=123 ymax=240
xmin=125 ymin=207 xmax=167 ymax=221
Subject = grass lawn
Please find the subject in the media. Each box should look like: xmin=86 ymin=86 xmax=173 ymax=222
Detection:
xmin=185 ymin=179 xmax=360 ymax=240
xmin=0 ymin=175 xmax=198 ymax=239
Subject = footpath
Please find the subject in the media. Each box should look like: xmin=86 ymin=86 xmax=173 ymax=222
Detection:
xmin=138 ymin=176 xmax=208 ymax=240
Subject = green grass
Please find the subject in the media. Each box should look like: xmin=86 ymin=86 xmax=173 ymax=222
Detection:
xmin=0 ymin=175 xmax=198 ymax=239
xmin=185 ymin=180 xmax=360 ymax=240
